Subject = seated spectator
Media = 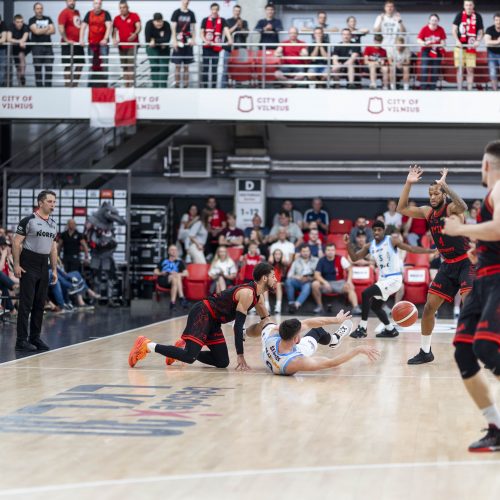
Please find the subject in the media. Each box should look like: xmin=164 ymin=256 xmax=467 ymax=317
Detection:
xmin=417 ymin=13 xmax=447 ymax=91
xmin=332 ymin=28 xmax=359 ymax=89
xmin=154 ymin=244 xmax=188 ymax=309
xmin=364 ymin=34 xmax=389 ymax=90
xmin=0 ymin=236 xmax=17 ymax=313
xmin=269 ymin=228 xmax=296 ymax=265
xmin=303 ymin=11 xmax=336 ymax=43
xmin=241 ymin=242 xmax=264 ymax=282
xmin=218 ymin=212 xmax=244 ymax=247
xmin=274 ymin=26 xmax=308 ymax=86
xmin=347 ymin=15 xmax=369 ymax=53
xmin=29 ymin=2 xmax=55 ymax=88
xmin=303 ymin=197 xmax=329 ymax=234
xmin=350 ymin=229 xmax=373 ymax=267
xmin=7 ymin=14 xmax=30 ymax=86
xmin=244 ymin=229 xmax=268 ymax=259
xmin=402 ymin=201 xmax=427 ymax=246
xmin=350 ymin=216 xmax=374 ymax=244
xmin=58 ymin=0 xmax=84 ymax=87
xmin=145 ymin=12 xmax=171 ymax=88
xmin=254 ymin=3 xmax=283 ymax=49
xmin=285 ymin=245 xmax=318 ymax=313
xmin=268 ymin=211 xmax=303 ymax=246
xmin=384 ymin=199 xmax=403 ymax=231
xmin=302 ymin=228 xmax=324 ymax=258
xmin=205 ymin=195 xmax=227 ymax=256
xmin=307 ymin=27 xmax=330 ymax=85
xmin=389 ymin=36 xmax=411 ymax=90
xmin=485 ymin=13 xmax=500 ymax=91
xmin=471 ymin=199 xmax=482 ymax=213
xmin=303 ymin=221 xmax=325 ymax=244
xmin=465 ymin=206 xmax=478 ymax=224
xmin=177 ymin=203 xmax=199 ymax=253
xmin=272 ymin=200 xmax=303 ymax=228
xmin=244 ymin=213 xmax=269 ymax=240
xmin=208 ymin=245 xmax=237 ymax=294
xmin=312 ymin=243 xmax=360 ymax=315
xmin=57 ymin=263 xmax=101 ymax=308
xmin=267 ymin=248 xmax=286 ymax=313
xmin=187 ymin=209 xmax=210 ymax=263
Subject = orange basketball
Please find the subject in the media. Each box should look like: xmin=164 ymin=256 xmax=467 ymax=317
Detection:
xmin=392 ymin=301 xmax=418 ymax=327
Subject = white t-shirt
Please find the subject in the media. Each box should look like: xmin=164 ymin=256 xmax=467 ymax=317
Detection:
xmin=374 ymin=13 xmax=403 ymax=51
xmin=384 ymin=211 xmax=403 ymax=228
xmin=270 ymin=240 xmax=296 ymax=263
xmin=209 ymin=258 xmax=237 ymax=278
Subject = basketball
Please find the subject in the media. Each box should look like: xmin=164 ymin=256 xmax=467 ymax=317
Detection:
xmin=392 ymin=301 xmax=418 ymax=327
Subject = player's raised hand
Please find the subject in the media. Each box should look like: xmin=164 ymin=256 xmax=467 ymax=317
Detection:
xmin=435 ymin=168 xmax=448 ymax=186
xmin=335 ymin=309 xmax=352 ymax=323
xmin=406 ymin=164 xmax=423 ymax=184
xmin=343 ymin=233 xmax=350 ymax=245
xmin=356 ymin=346 xmax=380 ymax=362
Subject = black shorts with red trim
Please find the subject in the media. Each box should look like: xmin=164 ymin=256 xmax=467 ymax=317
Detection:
xmin=181 ymin=301 xmax=226 ymax=347
xmin=428 ymin=257 xmax=475 ymax=302
xmin=454 ymin=274 xmax=500 ymax=346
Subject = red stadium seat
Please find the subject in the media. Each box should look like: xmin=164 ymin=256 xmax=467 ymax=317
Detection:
xmin=404 ymin=252 xmax=431 ymax=268
xmin=335 ymin=248 xmax=348 ymax=258
xmin=329 ymin=219 xmax=353 ymax=234
xmin=351 ymin=266 xmax=375 ymax=303
xmin=327 ymin=233 xmax=347 ymax=249
xmin=235 ymin=265 xmax=247 ymax=285
xmin=403 ymin=267 xmax=430 ymax=305
xmin=227 ymin=247 xmax=244 ymax=263
xmin=254 ymin=50 xmax=281 ymax=82
xmin=152 ymin=276 xmax=170 ymax=302
xmin=228 ymin=49 xmax=255 ymax=84
xmin=184 ymin=264 xmax=210 ymax=301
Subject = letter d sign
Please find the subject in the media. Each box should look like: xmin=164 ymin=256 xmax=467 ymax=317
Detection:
xmin=245 ymin=181 xmax=255 ymax=191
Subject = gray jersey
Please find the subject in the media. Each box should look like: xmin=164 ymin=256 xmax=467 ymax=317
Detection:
xmin=16 ymin=213 xmax=57 ymax=255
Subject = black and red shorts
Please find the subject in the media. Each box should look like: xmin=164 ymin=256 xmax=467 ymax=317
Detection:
xmin=181 ymin=301 xmax=226 ymax=347
xmin=454 ymin=272 xmax=500 ymax=346
xmin=428 ymin=256 xmax=475 ymax=302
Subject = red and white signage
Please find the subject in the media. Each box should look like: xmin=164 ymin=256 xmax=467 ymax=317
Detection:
xmin=90 ymin=88 xmax=137 ymax=128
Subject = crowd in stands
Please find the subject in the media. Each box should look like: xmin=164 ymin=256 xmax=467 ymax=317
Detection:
xmin=0 ymin=1 xmax=499 ymax=90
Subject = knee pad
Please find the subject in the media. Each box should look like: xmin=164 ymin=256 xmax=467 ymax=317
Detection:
xmin=454 ymin=342 xmax=481 ymax=379
xmin=473 ymin=340 xmax=500 ymax=376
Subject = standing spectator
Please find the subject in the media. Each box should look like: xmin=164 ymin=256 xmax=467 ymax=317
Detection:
xmin=269 ymin=228 xmax=296 ymax=264
xmin=274 ymin=27 xmax=307 ymax=85
xmin=373 ymin=1 xmax=406 ymax=58
xmin=350 ymin=216 xmax=374 ymax=244
xmin=332 ymin=28 xmax=359 ymax=89
xmin=254 ymin=3 xmax=283 ymax=50
xmin=383 ymin=199 xmax=403 ymax=230
xmin=58 ymin=219 xmax=89 ymax=272
xmin=268 ymin=211 xmax=303 ymax=246
xmin=364 ymin=34 xmax=389 ymax=89
xmin=177 ymin=203 xmax=199 ymax=253
xmin=304 ymin=11 xmax=337 ymax=44
xmin=113 ymin=0 xmax=141 ymax=87
xmin=223 ymin=4 xmax=248 ymax=88
xmin=272 ymin=200 xmax=303 ymax=228
xmin=312 ymin=243 xmax=360 ymax=315
xmin=200 ymin=3 xmax=232 ymax=88
xmin=303 ymin=197 xmax=329 ymax=233
xmin=80 ymin=0 xmax=112 ymax=88
xmin=244 ymin=213 xmax=268 ymax=240
xmin=154 ymin=244 xmax=188 ymax=309
xmin=218 ymin=212 xmax=244 ymax=248
xmin=285 ymin=245 xmax=318 ymax=313
xmin=268 ymin=248 xmax=286 ymax=313
xmin=145 ymin=13 xmax=171 ymax=88
xmin=389 ymin=36 xmax=411 ymax=90
xmin=7 ymin=15 xmax=30 ymax=86
xmin=187 ymin=209 xmax=210 ymax=264
xmin=0 ymin=16 xmax=6 ymax=87
xmin=307 ymin=27 xmax=330 ymax=85
xmin=452 ymin=0 xmax=484 ymax=91
xmin=485 ymin=13 xmax=500 ymax=91
xmin=347 ymin=15 xmax=369 ymax=54
xmin=205 ymin=196 xmax=227 ymax=257
xmin=303 ymin=228 xmax=324 ymax=258
xmin=58 ymin=0 xmax=84 ymax=86
xmin=171 ymin=0 xmax=196 ymax=89
xmin=208 ymin=245 xmax=236 ymax=293
xmin=402 ymin=201 xmax=428 ymax=246
xmin=29 ymin=3 xmax=55 ymax=88
xmin=241 ymin=242 xmax=264 ymax=282
xmin=417 ymin=13 xmax=447 ymax=91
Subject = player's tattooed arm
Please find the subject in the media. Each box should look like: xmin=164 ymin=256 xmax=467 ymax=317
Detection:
xmin=397 ymin=165 xmax=431 ymax=219
xmin=344 ymin=234 xmax=370 ymax=262
xmin=435 ymin=168 xmax=468 ymax=215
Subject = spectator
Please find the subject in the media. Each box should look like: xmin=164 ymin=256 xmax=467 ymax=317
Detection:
xmin=303 ymin=197 xmax=329 ymax=233
xmin=218 ymin=212 xmax=244 ymax=247
xmin=304 ymin=11 xmax=336 ymax=44
xmin=303 ymin=221 xmax=325 ymax=244
xmin=54 ymin=260 xmax=101 ymax=309
xmin=113 ymin=0 xmax=141 ymax=87
xmin=272 ymin=200 xmax=303 ymax=228
xmin=58 ymin=219 xmax=89 ymax=272
xmin=171 ymin=0 xmax=196 ymax=88
xmin=307 ymin=27 xmax=330 ymax=85
xmin=373 ymin=1 xmax=406 ymax=58
xmin=205 ymin=196 xmax=227 ymax=256
xmin=274 ymin=27 xmax=307 ymax=86
xmin=350 ymin=229 xmax=373 ymax=267
xmin=303 ymin=228 xmax=324 ymax=258
xmin=465 ymin=206 xmax=478 ymax=224
xmin=8 ymin=15 xmax=30 ymax=86
xmin=154 ymin=244 xmax=188 ymax=309
xmin=223 ymin=4 xmax=248 ymax=88
xmin=346 ymin=15 xmax=369 ymax=54
xmin=208 ymin=245 xmax=237 ymax=293
xmin=350 ymin=216 xmax=374 ymax=244
xmin=268 ymin=248 xmax=286 ymax=313
xmin=332 ymin=28 xmax=359 ymax=89
xmin=364 ymin=34 xmax=389 ymax=89
xmin=471 ymin=199 xmax=482 ymax=212
xmin=417 ymin=13 xmax=447 ymax=91
xmin=452 ymin=0 xmax=484 ymax=91
xmin=29 ymin=3 xmax=55 ymax=88
xmin=0 ymin=16 xmax=6 ymax=87
xmin=245 ymin=229 xmax=268 ymax=259
xmin=0 ymin=236 xmax=17 ymax=313
xmin=384 ymin=199 xmax=403 ymax=230
xmin=80 ymin=0 xmax=112 ymax=88
xmin=268 ymin=211 xmax=303 ymax=246
xmin=254 ymin=3 xmax=283 ymax=49
xmin=200 ymin=3 xmax=232 ymax=89
xmin=312 ymin=243 xmax=360 ymax=315
xmin=177 ymin=203 xmax=199 ymax=252
xmin=58 ymin=0 xmax=84 ymax=86
xmin=145 ymin=13 xmax=171 ymax=88
xmin=285 ymin=245 xmax=318 ymax=313
xmin=485 ymin=13 xmax=500 ymax=91
xmin=241 ymin=242 xmax=264 ymax=282
xmin=402 ymin=201 xmax=427 ymax=246
xmin=187 ymin=209 xmax=210 ymax=264
xmin=269 ymin=228 xmax=296 ymax=265
xmin=244 ymin=213 xmax=268 ymax=240
xmin=389 ymin=36 xmax=411 ymax=90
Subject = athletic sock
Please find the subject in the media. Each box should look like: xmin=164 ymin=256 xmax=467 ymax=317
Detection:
xmin=276 ymin=300 xmax=282 ymax=309
xmin=482 ymin=404 xmax=500 ymax=428
xmin=147 ymin=342 xmax=157 ymax=352
xmin=421 ymin=335 xmax=432 ymax=354
xmin=265 ymin=301 xmax=270 ymax=311
xmin=359 ymin=320 xmax=368 ymax=329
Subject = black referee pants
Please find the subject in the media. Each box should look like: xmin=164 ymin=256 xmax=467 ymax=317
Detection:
xmin=16 ymin=249 xmax=49 ymax=344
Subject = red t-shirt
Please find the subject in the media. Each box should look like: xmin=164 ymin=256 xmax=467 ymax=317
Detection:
xmin=210 ymin=208 xmax=227 ymax=229
xmin=58 ymin=8 xmax=81 ymax=43
xmin=113 ymin=12 xmax=140 ymax=49
xmin=363 ymin=46 xmax=387 ymax=62
xmin=243 ymin=254 xmax=263 ymax=281
xmin=417 ymin=25 xmax=447 ymax=51
xmin=402 ymin=215 xmax=428 ymax=236
xmin=281 ymin=39 xmax=306 ymax=65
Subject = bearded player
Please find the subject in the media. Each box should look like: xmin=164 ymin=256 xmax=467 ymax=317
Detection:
xmin=397 ymin=166 xmax=475 ymax=364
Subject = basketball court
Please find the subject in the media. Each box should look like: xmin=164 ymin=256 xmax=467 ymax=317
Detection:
xmin=1 ymin=316 xmax=499 ymax=500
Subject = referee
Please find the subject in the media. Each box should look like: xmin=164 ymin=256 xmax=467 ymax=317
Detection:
xmin=12 ymin=190 xmax=58 ymax=352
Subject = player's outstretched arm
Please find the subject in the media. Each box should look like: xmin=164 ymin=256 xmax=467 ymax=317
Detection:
xmin=344 ymin=234 xmax=370 ymax=262
xmin=234 ymin=288 xmax=254 ymax=371
xmin=397 ymin=165 xmax=430 ymax=219
xmin=392 ymin=236 xmax=435 ymax=255
xmin=435 ymin=168 xmax=468 ymax=215
xmin=300 ymin=310 xmax=352 ymax=331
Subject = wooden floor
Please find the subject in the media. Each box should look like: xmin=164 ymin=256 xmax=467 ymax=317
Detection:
xmin=0 ymin=315 xmax=499 ymax=500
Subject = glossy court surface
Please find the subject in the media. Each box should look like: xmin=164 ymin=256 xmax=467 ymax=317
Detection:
xmin=0 ymin=316 xmax=499 ymax=500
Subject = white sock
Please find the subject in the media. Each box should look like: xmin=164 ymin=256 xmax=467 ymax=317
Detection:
xmin=482 ymin=404 xmax=500 ymax=428
xmin=147 ymin=342 xmax=157 ymax=352
xmin=421 ymin=335 xmax=432 ymax=354
xmin=265 ymin=301 xmax=270 ymax=311
xmin=360 ymin=320 xmax=368 ymax=329
xmin=275 ymin=300 xmax=281 ymax=310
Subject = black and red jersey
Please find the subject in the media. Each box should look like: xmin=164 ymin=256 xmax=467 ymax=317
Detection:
xmin=203 ymin=281 xmax=259 ymax=323
xmin=427 ymin=202 xmax=469 ymax=262
xmin=476 ymin=191 xmax=500 ymax=276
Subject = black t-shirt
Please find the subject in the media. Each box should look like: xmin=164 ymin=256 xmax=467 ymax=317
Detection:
xmin=227 ymin=17 xmax=248 ymax=46
xmin=60 ymin=230 xmax=84 ymax=259
xmin=28 ymin=15 xmax=54 ymax=43
xmin=145 ymin=19 xmax=172 ymax=46
xmin=308 ymin=44 xmax=329 ymax=65
xmin=170 ymin=8 xmax=196 ymax=43
xmin=486 ymin=25 xmax=500 ymax=54
xmin=333 ymin=44 xmax=359 ymax=62
xmin=10 ymin=23 xmax=30 ymax=41
xmin=0 ymin=21 xmax=6 ymax=51
xmin=452 ymin=12 xmax=484 ymax=34
xmin=350 ymin=31 xmax=366 ymax=55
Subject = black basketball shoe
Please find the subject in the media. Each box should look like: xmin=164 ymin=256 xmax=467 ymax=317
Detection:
xmin=350 ymin=326 xmax=367 ymax=339
xmin=30 ymin=338 xmax=50 ymax=351
xmin=408 ymin=349 xmax=434 ymax=365
xmin=376 ymin=327 xmax=399 ymax=338
xmin=469 ymin=425 xmax=500 ymax=452
xmin=15 ymin=340 xmax=37 ymax=352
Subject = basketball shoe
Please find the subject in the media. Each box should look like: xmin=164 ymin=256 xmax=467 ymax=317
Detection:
xmin=469 ymin=425 xmax=500 ymax=452
xmin=408 ymin=349 xmax=434 ymax=365
xmin=128 ymin=336 xmax=151 ymax=368
xmin=329 ymin=320 xmax=354 ymax=349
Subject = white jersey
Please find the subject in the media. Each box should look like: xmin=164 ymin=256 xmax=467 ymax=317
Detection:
xmin=375 ymin=14 xmax=403 ymax=52
xmin=369 ymin=235 xmax=402 ymax=278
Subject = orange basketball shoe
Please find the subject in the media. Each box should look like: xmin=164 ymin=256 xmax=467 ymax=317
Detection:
xmin=128 ymin=336 xmax=151 ymax=368
xmin=166 ymin=338 xmax=186 ymax=366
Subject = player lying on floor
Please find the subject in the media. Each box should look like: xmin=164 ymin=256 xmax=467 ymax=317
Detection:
xmin=245 ymin=311 xmax=380 ymax=376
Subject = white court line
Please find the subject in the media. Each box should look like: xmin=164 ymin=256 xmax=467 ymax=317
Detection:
xmin=0 ymin=316 xmax=187 ymax=368
xmin=0 ymin=459 xmax=499 ymax=496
